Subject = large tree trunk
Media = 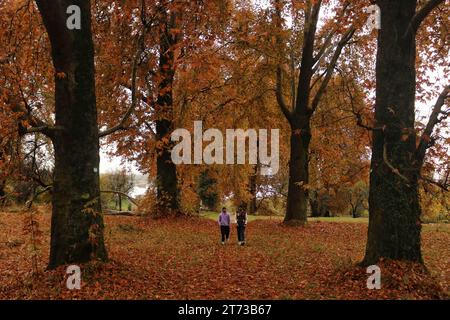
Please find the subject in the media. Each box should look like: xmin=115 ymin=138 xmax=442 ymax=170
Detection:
xmin=156 ymin=119 xmax=179 ymax=213
xmin=248 ymin=164 xmax=259 ymax=214
xmin=284 ymin=124 xmax=311 ymax=224
xmin=154 ymin=8 xmax=179 ymax=215
xmin=36 ymin=0 xmax=107 ymax=268
xmin=363 ymin=1 xmax=422 ymax=265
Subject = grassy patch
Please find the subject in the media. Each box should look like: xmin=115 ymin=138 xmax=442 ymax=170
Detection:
xmin=200 ymin=211 xmax=369 ymax=224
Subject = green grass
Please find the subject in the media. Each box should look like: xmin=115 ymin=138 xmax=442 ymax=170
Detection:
xmin=103 ymin=198 xmax=136 ymax=211
xmin=200 ymin=211 xmax=369 ymax=223
xmin=309 ymin=216 xmax=368 ymax=223
xmin=200 ymin=211 xmax=281 ymax=222
xmin=201 ymin=211 xmax=449 ymax=229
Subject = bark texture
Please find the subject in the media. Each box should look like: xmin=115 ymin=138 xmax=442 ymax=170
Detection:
xmin=36 ymin=0 xmax=107 ymax=268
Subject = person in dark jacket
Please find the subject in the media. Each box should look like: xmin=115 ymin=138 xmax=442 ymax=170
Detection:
xmin=235 ymin=206 xmax=248 ymax=245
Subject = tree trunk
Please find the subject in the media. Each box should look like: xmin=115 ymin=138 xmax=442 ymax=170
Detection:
xmin=351 ymin=204 xmax=357 ymax=219
xmin=363 ymin=0 xmax=422 ymax=265
xmin=275 ymin=1 xmax=352 ymax=225
xmin=36 ymin=0 xmax=107 ymax=268
xmin=284 ymin=124 xmax=311 ymax=224
xmin=0 ymin=180 xmax=5 ymax=205
xmin=248 ymin=164 xmax=258 ymax=214
xmin=309 ymin=191 xmax=321 ymax=218
xmin=156 ymin=120 xmax=179 ymax=213
xmin=154 ymin=8 xmax=179 ymax=214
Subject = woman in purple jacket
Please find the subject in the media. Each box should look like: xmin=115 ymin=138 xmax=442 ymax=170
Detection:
xmin=218 ymin=207 xmax=231 ymax=245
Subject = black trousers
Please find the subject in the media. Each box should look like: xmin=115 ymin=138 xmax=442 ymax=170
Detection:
xmin=237 ymin=225 xmax=246 ymax=242
xmin=220 ymin=226 xmax=230 ymax=242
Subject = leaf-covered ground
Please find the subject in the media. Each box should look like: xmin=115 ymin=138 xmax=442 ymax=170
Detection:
xmin=0 ymin=210 xmax=448 ymax=300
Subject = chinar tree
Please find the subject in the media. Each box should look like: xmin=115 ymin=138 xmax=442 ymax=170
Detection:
xmin=363 ymin=0 xmax=448 ymax=265
xmin=273 ymin=0 xmax=356 ymax=224
xmin=33 ymin=0 xmax=107 ymax=268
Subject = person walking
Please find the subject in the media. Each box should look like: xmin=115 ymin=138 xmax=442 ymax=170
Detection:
xmin=218 ymin=207 xmax=231 ymax=245
xmin=236 ymin=206 xmax=248 ymax=245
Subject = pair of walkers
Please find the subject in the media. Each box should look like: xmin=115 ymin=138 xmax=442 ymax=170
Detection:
xmin=217 ymin=206 xmax=247 ymax=245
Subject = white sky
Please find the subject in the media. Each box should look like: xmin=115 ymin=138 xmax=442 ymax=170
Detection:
xmin=100 ymin=148 xmax=140 ymax=174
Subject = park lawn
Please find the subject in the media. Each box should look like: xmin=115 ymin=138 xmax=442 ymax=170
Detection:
xmin=0 ymin=209 xmax=448 ymax=300
xmin=103 ymin=198 xmax=136 ymax=211
xmin=202 ymin=211 xmax=369 ymax=224
xmin=201 ymin=211 xmax=447 ymax=230
xmin=201 ymin=211 xmax=285 ymax=222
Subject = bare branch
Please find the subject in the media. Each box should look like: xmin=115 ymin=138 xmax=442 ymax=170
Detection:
xmin=341 ymin=75 xmax=382 ymax=132
xmin=383 ymin=143 xmax=410 ymax=184
xmin=312 ymin=2 xmax=350 ymax=66
xmin=26 ymin=185 xmax=52 ymax=210
xmin=10 ymin=92 xmax=55 ymax=138
xmin=421 ymin=175 xmax=449 ymax=192
xmin=416 ymin=85 xmax=450 ymax=165
xmin=407 ymin=0 xmax=446 ymax=36
xmin=100 ymin=190 xmax=139 ymax=206
xmin=273 ymin=0 xmax=293 ymax=124
xmin=311 ymin=27 xmax=355 ymax=112
xmin=201 ymin=98 xmax=236 ymax=122
xmin=276 ymin=66 xmax=294 ymax=123
xmin=99 ymin=23 xmax=148 ymax=138
xmin=22 ymin=126 xmax=52 ymax=135
xmin=294 ymin=0 xmax=323 ymax=115
xmin=313 ymin=29 xmax=336 ymax=66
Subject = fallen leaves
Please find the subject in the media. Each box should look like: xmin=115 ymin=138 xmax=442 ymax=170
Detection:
xmin=0 ymin=211 xmax=448 ymax=300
